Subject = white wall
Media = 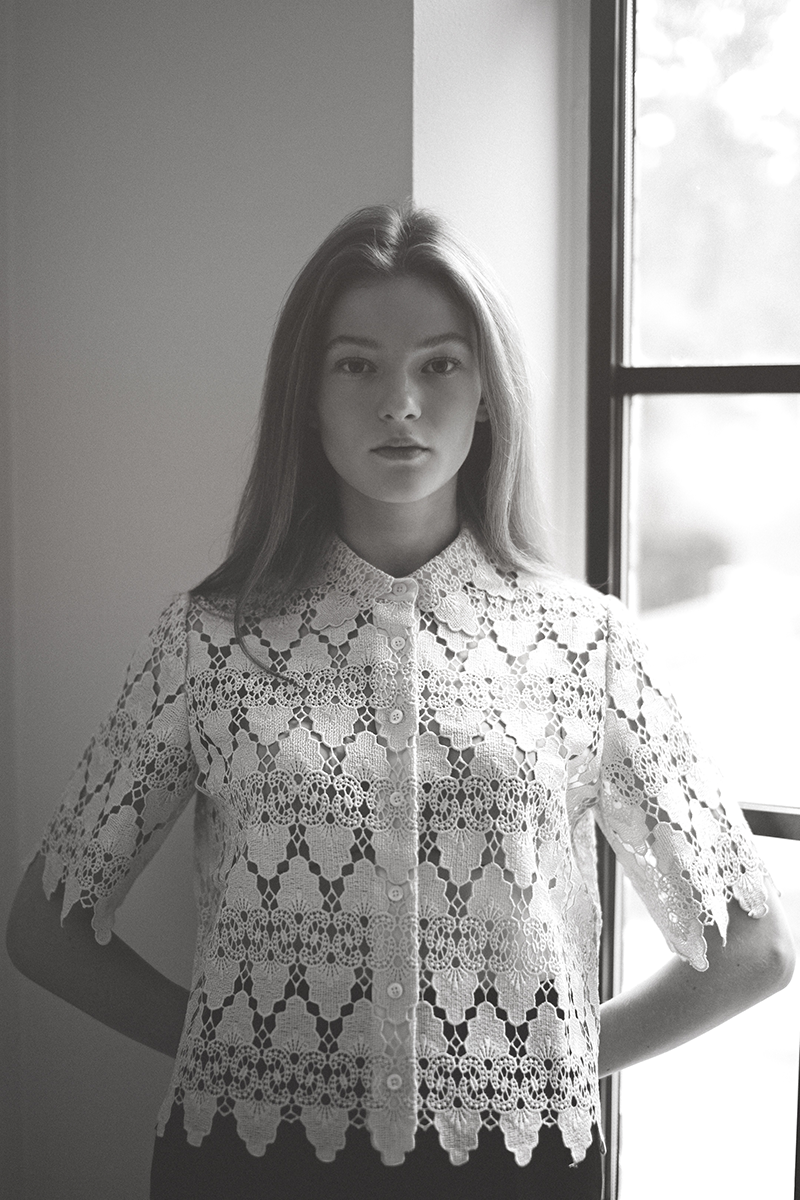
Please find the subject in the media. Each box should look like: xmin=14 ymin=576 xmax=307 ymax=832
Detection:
xmin=2 ymin=1 xmax=588 ymax=1195
xmin=1 ymin=0 xmax=21 ymax=1192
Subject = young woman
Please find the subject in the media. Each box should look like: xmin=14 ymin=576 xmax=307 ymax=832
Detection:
xmin=7 ymin=204 xmax=795 ymax=1200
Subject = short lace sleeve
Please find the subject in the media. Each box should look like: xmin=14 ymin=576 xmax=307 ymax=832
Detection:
xmin=40 ymin=595 xmax=199 ymax=944
xmin=595 ymin=594 xmax=769 ymax=970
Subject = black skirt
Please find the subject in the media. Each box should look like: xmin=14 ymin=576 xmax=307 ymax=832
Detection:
xmin=151 ymin=1105 xmax=604 ymax=1200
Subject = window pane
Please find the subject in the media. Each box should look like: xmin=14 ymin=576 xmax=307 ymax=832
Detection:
xmin=632 ymin=0 xmax=800 ymax=365
xmin=627 ymin=394 xmax=800 ymax=811
xmin=618 ymin=835 xmax=800 ymax=1199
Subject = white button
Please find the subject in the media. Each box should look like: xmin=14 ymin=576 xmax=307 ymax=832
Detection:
xmin=387 ymin=982 xmax=403 ymax=999
xmin=389 ymin=790 xmax=404 ymax=807
xmin=386 ymin=1073 xmax=403 ymax=1091
xmin=387 ymin=885 xmax=403 ymax=902
xmin=389 ymin=708 xmax=404 ymax=724
xmin=390 ymin=636 xmax=406 ymax=651
xmin=392 ymin=582 xmax=408 ymax=595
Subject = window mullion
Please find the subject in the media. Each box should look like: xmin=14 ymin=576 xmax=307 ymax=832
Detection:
xmin=587 ymin=2 xmax=631 ymax=1196
xmin=616 ymin=365 xmax=800 ymax=395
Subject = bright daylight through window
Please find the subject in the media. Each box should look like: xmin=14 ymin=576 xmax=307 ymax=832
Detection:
xmin=611 ymin=2 xmax=800 ymax=1196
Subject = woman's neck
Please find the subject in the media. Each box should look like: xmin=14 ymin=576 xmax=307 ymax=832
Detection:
xmin=334 ymin=485 xmax=461 ymax=576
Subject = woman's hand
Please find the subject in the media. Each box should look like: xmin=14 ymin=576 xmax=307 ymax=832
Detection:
xmin=598 ymin=875 xmax=795 ymax=1077
xmin=6 ymin=853 xmax=190 ymax=1059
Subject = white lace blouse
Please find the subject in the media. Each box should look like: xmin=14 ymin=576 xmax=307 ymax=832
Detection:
xmin=40 ymin=528 xmax=769 ymax=1168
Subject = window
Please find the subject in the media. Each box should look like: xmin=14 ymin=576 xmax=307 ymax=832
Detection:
xmin=587 ymin=1 xmax=800 ymax=1195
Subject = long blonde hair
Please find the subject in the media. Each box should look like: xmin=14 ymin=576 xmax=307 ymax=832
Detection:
xmin=193 ymin=203 xmax=550 ymax=628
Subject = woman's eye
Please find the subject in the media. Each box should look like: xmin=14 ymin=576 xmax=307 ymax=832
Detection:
xmin=424 ymin=357 xmax=459 ymax=376
xmin=336 ymin=358 xmax=374 ymax=375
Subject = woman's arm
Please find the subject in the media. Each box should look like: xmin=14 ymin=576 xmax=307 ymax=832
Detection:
xmin=5 ymin=853 xmax=190 ymax=1059
xmin=598 ymin=875 xmax=796 ymax=1077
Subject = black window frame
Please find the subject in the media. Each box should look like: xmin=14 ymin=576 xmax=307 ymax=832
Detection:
xmin=587 ymin=1 xmax=800 ymax=1195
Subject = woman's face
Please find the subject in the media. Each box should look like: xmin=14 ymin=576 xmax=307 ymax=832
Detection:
xmin=315 ymin=275 xmax=486 ymax=515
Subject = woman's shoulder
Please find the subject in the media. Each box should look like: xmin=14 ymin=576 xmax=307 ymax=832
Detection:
xmin=186 ymin=588 xmax=237 ymax=621
xmin=505 ymin=563 xmax=612 ymax=619
xmin=185 ymin=580 xmax=320 ymax=634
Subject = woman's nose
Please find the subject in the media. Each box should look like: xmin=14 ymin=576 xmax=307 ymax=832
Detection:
xmin=380 ymin=373 xmax=421 ymax=421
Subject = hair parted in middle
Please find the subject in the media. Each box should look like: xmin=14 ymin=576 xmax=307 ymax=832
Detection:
xmin=193 ymin=202 xmax=550 ymax=620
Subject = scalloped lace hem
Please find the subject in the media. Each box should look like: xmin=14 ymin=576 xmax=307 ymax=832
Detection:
xmin=39 ymin=849 xmax=117 ymax=945
xmin=155 ymin=1097 xmax=601 ymax=1168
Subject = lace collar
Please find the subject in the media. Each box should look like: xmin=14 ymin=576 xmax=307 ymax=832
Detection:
xmin=310 ymin=527 xmax=517 ymax=635
xmin=196 ymin=529 xmax=520 ymax=631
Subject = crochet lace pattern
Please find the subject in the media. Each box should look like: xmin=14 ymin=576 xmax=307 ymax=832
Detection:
xmin=40 ymin=529 xmax=768 ymax=1167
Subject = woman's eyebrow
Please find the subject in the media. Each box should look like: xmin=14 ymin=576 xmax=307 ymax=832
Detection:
xmin=324 ymin=332 xmax=472 ymax=352
xmin=415 ymin=332 xmax=473 ymax=350
xmin=324 ymin=334 xmax=381 ymax=351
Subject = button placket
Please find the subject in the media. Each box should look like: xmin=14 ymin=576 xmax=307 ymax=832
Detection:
xmin=375 ymin=580 xmax=417 ymax=751
xmin=371 ymin=573 xmax=420 ymax=1138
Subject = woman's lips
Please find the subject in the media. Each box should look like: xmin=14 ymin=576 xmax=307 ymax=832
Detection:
xmin=371 ymin=445 xmax=430 ymax=460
